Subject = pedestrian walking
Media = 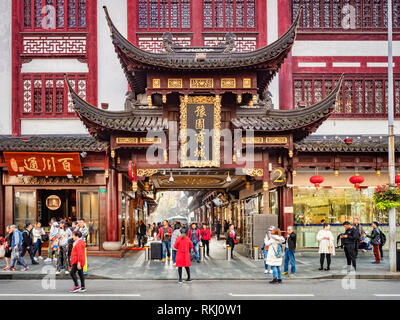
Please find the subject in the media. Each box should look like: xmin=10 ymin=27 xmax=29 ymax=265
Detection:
xmin=188 ymin=223 xmax=201 ymax=263
xmin=171 ymin=223 xmax=181 ymax=264
xmin=265 ymin=228 xmax=285 ymax=284
xmin=157 ymin=220 xmax=173 ymax=262
xmin=263 ymin=226 xmax=275 ymax=274
xmin=138 ymin=221 xmax=147 ymax=248
xmin=2 ymin=226 xmax=12 ymax=270
xmin=45 ymin=218 xmax=59 ymax=263
xmin=367 ymin=221 xmax=382 ymax=264
xmin=317 ymin=223 xmax=335 ymax=270
xmin=282 ymin=226 xmax=296 ymax=277
xmin=69 ymin=230 xmax=86 ymax=293
xmin=9 ymin=225 xmax=29 ymax=271
xmin=341 ymin=221 xmax=360 ymax=272
xmin=223 ymin=220 xmax=229 ymax=234
xmin=174 ymin=228 xmax=193 ymax=284
xmin=78 ymin=219 xmax=89 ymax=274
xmin=353 ymin=218 xmax=364 ymax=258
xmin=225 ymin=224 xmax=237 ymax=259
xmin=200 ymin=223 xmax=211 ymax=256
xmin=379 ymin=230 xmax=386 ymax=260
xmin=67 ymin=221 xmax=78 ymax=270
xmin=215 ymin=221 xmax=222 ymax=240
xmin=20 ymin=223 xmax=39 ymax=265
xmin=32 ymin=222 xmax=45 ymax=261
xmin=56 ymin=220 xmax=70 ymax=274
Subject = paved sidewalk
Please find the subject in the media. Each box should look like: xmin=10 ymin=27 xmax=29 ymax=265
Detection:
xmin=0 ymin=239 xmax=397 ymax=280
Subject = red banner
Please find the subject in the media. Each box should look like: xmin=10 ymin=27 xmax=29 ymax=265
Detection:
xmin=4 ymin=152 xmax=82 ymax=177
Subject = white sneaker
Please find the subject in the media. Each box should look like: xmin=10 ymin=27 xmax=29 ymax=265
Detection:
xmin=34 ymin=257 xmax=38 ymax=262
xmin=38 ymin=256 xmax=43 ymax=260
xmin=269 ymin=270 xmax=273 ymax=274
xmin=55 ymin=271 xmax=60 ymax=275
xmin=44 ymin=258 xmax=52 ymax=263
xmin=65 ymin=270 xmax=69 ymax=275
xmin=264 ymin=270 xmax=268 ymax=274
xmin=53 ymin=258 xmax=57 ymax=262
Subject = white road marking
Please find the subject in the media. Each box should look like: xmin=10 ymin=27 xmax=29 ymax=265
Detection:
xmin=0 ymin=294 xmax=141 ymax=297
xmin=229 ymin=293 xmax=314 ymax=297
xmin=374 ymin=294 xmax=400 ymax=297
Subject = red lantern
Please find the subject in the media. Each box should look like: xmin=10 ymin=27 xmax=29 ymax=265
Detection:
xmin=128 ymin=161 xmax=136 ymax=182
xmin=349 ymin=175 xmax=364 ymax=191
xmin=395 ymin=175 xmax=400 ymax=187
xmin=310 ymin=175 xmax=324 ymax=190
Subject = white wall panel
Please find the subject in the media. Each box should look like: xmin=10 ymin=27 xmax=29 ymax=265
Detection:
xmin=21 ymin=119 xmax=88 ymax=135
xmin=314 ymin=119 xmax=400 ymax=135
xmin=21 ymin=59 xmax=89 ymax=73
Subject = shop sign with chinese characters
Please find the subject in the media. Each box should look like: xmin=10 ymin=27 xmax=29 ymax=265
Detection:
xmin=179 ymin=96 xmax=221 ymax=167
xmin=4 ymin=152 xmax=82 ymax=176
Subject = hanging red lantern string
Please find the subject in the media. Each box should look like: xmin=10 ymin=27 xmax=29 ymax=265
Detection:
xmin=395 ymin=175 xmax=400 ymax=187
xmin=349 ymin=174 xmax=364 ymax=191
xmin=310 ymin=175 xmax=324 ymax=190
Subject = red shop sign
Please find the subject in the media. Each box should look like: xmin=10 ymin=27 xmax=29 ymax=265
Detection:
xmin=4 ymin=152 xmax=82 ymax=177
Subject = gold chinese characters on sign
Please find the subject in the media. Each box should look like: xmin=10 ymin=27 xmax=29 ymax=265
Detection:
xmin=242 ymin=168 xmax=264 ymax=177
xmin=168 ymin=78 xmax=183 ymax=88
xmin=221 ymin=78 xmax=236 ymax=89
xmin=243 ymin=78 xmax=252 ymax=88
xmin=116 ymin=137 xmax=139 ymax=144
xmin=241 ymin=137 xmax=288 ymax=144
xmin=46 ymin=195 xmax=62 ymax=211
xmin=137 ymin=169 xmax=158 ymax=177
xmin=180 ymin=96 xmax=221 ymax=167
xmin=190 ymin=78 xmax=214 ymax=89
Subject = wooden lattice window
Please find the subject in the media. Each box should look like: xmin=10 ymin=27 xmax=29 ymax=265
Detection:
xmin=22 ymin=74 xmax=87 ymax=118
xmin=23 ymin=0 xmax=87 ymax=31
xmin=138 ymin=0 xmax=191 ymax=30
xmin=203 ymin=0 xmax=256 ymax=29
xmin=293 ymin=0 xmax=400 ymax=31
xmin=293 ymin=75 xmax=400 ymax=118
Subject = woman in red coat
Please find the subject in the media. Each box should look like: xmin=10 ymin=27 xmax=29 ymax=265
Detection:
xmin=174 ymin=228 xmax=193 ymax=283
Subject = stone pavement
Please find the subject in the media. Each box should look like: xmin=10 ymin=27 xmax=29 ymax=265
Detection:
xmin=0 ymin=239 xmax=398 ymax=280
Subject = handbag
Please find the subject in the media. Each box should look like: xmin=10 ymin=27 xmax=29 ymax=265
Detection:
xmin=234 ymin=239 xmax=238 ymax=244
xmin=11 ymin=249 xmax=20 ymax=260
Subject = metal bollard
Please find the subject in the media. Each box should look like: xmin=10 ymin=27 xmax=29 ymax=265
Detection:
xmin=226 ymin=246 xmax=232 ymax=261
xmin=144 ymin=246 xmax=150 ymax=261
xmin=253 ymin=246 xmax=259 ymax=261
xmin=199 ymin=246 xmax=205 ymax=261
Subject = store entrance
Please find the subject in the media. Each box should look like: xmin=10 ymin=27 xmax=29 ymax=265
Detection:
xmin=38 ymin=189 xmax=77 ymax=228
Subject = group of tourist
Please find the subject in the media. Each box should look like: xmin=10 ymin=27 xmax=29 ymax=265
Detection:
xmin=0 ymin=218 xmax=89 ymax=293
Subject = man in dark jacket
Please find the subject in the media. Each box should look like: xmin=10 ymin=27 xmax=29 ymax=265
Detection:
xmin=341 ymin=221 xmax=360 ymax=272
xmin=138 ymin=221 xmax=147 ymax=248
xmin=215 ymin=221 xmax=222 ymax=241
xmin=282 ymin=226 xmax=296 ymax=277
xmin=353 ymin=218 xmax=364 ymax=258
xmin=21 ymin=222 xmax=39 ymax=265
xmin=367 ymin=221 xmax=381 ymax=264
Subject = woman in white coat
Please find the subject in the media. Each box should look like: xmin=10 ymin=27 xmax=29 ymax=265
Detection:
xmin=265 ymin=228 xmax=286 ymax=284
xmin=316 ymin=223 xmax=335 ymax=270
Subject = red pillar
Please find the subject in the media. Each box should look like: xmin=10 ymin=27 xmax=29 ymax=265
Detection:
xmin=281 ymin=171 xmax=294 ymax=232
xmin=191 ymin=0 xmax=203 ymax=46
xmin=278 ymin=0 xmax=294 ymax=110
xmin=256 ymin=0 xmax=267 ymax=47
xmin=106 ymin=168 xmax=119 ymax=242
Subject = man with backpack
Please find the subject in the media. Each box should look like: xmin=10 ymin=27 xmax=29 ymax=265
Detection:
xmin=188 ymin=223 xmax=201 ymax=263
xmin=367 ymin=221 xmax=382 ymax=264
xmin=157 ymin=220 xmax=173 ymax=262
xmin=379 ymin=230 xmax=386 ymax=260
xmin=282 ymin=226 xmax=296 ymax=277
xmin=341 ymin=221 xmax=360 ymax=272
xmin=21 ymin=222 xmax=39 ymax=265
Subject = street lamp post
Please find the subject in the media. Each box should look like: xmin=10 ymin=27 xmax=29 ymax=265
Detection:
xmin=387 ymin=0 xmax=397 ymax=273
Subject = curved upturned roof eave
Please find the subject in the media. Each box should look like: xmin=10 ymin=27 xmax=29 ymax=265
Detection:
xmin=231 ymin=75 xmax=344 ymax=140
xmin=65 ymin=75 xmax=168 ymax=140
xmin=103 ymin=6 xmax=301 ymax=71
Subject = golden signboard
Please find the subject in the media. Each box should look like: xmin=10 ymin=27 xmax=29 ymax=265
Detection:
xmin=139 ymin=137 xmax=162 ymax=144
xmin=180 ymin=95 xmax=221 ymax=167
xmin=116 ymin=137 xmax=139 ymax=144
xmin=168 ymin=78 xmax=183 ymax=88
xmin=152 ymin=79 xmax=161 ymax=88
xmin=265 ymin=137 xmax=288 ymax=144
xmin=243 ymin=78 xmax=252 ymax=88
xmin=190 ymin=78 xmax=214 ymax=89
xmin=137 ymin=169 xmax=158 ymax=177
xmin=221 ymin=78 xmax=236 ymax=89
xmin=242 ymin=168 xmax=264 ymax=177
xmin=242 ymin=137 xmax=264 ymax=144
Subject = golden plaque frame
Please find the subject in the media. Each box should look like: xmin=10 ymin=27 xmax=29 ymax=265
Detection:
xmin=179 ymin=95 xmax=221 ymax=167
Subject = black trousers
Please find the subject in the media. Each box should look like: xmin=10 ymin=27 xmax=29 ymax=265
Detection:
xmin=202 ymin=240 xmax=210 ymax=255
xmin=379 ymin=244 xmax=383 ymax=258
xmin=20 ymin=245 xmax=35 ymax=263
xmin=138 ymin=234 xmax=146 ymax=247
xmin=320 ymin=253 xmax=331 ymax=268
xmin=70 ymin=264 xmax=85 ymax=288
xmin=344 ymin=244 xmax=357 ymax=271
xmin=216 ymin=230 xmax=221 ymax=240
xmin=178 ymin=267 xmax=190 ymax=281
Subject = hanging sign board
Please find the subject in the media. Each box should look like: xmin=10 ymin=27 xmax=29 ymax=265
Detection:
xmin=4 ymin=152 xmax=82 ymax=177
xmin=270 ymin=167 xmax=287 ymax=187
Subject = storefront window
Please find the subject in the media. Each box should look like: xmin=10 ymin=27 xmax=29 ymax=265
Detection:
xmin=14 ymin=191 xmax=36 ymax=230
xmin=269 ymin=189 xmax=279 ymax=215
xmin=293 ymin=187 xmax=381 ymax=225
xmin=80 ymin=191 xmax=99 ymax=246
